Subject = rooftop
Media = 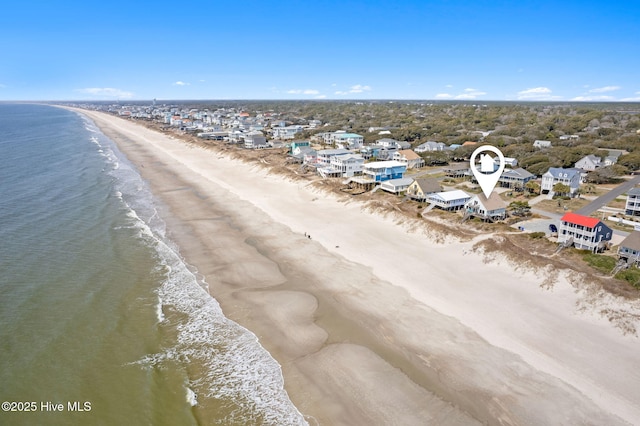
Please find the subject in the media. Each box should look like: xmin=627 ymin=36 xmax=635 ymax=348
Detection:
xmin=561 ymin=212 xmax=601 ymax=228
xmin=619 ymin=231 xmax=640 ymax=251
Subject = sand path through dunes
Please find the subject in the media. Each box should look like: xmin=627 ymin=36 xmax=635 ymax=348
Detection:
xmin=77 ymin=109 xmax=640 ymax=425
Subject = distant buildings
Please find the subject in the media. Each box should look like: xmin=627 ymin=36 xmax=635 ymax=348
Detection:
xmin=533 ymin=140 xmax=552 ymax=149
xmin=272 ymin=125 xmax=304 ymax=140
xmin=414 ymin=141 xmax=446 ymax=152
xmin=574 ymin=155 xmax=602 ymax=171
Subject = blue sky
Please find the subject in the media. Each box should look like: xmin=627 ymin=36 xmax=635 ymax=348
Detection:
xmin=1 ymin=0 xmax=639 ymax=101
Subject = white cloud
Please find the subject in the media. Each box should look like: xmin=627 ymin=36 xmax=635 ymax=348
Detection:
xmin=333 ymin=84 xmax=373 ymax=95
xmin=620 ymin=96 xmax=640 ymax=102
xmin=516 ymin=87 xmax=561 ymax=100
xmin=173 ymin=81 xmax=190 ymax=86
xmin=315 ymin=94 xmax=327 ymax=99
xmin=455 ymin=88 xmax=487 ymax=99
xmin=445 ymin=84 xmax=453 ymax=88
xmin=287 ymin=89 xmax=320 ymax=95
xmin=349 ymin=84 xmax=371 ymax=93
xmin=76 ymin=87 xmax=133 ymax=99
xmin=571 ymin=95 xmax=615 ymax=101
xmin=588 ymin=86 xmax=621 ymax=93
xmin=434 ymin=88 xmax=487 ymax=100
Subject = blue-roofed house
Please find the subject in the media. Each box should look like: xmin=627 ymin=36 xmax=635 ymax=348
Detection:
xmin=541 ymin=167 xmax=581 ymax=195
xmin=362 ymin=161 xmax=407 ymax=182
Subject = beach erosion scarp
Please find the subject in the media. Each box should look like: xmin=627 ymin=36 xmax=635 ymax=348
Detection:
xmin=76 ymin=108 xmax=640 ymax=426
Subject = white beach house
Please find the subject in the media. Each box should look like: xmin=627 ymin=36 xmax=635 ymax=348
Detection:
xmin=463 ymin=192 xmax=507 ymax=221
xmin=427 ymin=190 xmax=471 ymax=211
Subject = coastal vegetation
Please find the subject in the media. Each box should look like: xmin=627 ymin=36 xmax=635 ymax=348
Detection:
xmin=71 ymin=100 xmax=640 ymax=297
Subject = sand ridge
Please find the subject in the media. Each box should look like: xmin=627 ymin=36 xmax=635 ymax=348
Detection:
xmin=75 ymin=108 xmax=640 ymax=425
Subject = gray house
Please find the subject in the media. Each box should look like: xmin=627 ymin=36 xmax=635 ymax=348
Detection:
xmin=541 ymin=167 xmax=581 ymax=195
xmin=618 ymin=231 xmax=640 ymax=265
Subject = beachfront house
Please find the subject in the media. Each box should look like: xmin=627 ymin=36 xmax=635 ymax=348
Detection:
xmin=380 ymin=178 xmax=414 ymax=194
xmin=617 ymin=231 xmax=640 ymax=266
xmin=243 ymin=131 xmax=268 ymax=149
xmin=362 ymin=161 xmax=407 ymax=182
xmin=393 ymin=149 xmax=425 ymax=169
xmin=558 ymin=212 xmax=612 ymax=252
xmin=533 ymin=140 xmax=552 ymax=149
xmin=329 ymin=154 xmax=364 ymax=177
xmin=316 ymin=148 xmax=350 ymax=167
xmin=463 ymin=193 xmax=507 ymax=221
xmin=290 ymin=140 xmax=310 ymax=154
xmin=575 ymin=155 xmax=602 ymax=171
xmin=498 ymin=168 xmax=535 ymax=189
xmin=289 ymin=146 xmax=317 ymax=164
xmin=427 ymin=190 xmax=471 ymax=211
xmin=541 ymin=167 xmax=581 ymax=195
xmin=406 ymin=178 xmax=442 ymax=201
xmin=626 ymin=188 xmax=640 ymax=216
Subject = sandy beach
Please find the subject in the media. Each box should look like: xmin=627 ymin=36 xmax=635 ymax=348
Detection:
xmin=76 ymin=109 xmax=640 ymax=425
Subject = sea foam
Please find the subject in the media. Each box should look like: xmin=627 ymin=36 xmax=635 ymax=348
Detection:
xmin=88 ymin=114 xmax=307 ymax=425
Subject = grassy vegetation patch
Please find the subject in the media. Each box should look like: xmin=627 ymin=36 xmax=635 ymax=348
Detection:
xmin=582 ymin=253 xmax=617 ymax=273
xmin=615 ymin=268 xmax=640 ymax=288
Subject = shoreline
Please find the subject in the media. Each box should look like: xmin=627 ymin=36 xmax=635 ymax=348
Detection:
xmin=72 ymin=108 xmax=640 ymax=425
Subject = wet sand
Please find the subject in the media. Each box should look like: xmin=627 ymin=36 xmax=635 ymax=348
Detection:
xmin=75 ymin=109 xmax=640 ymax=425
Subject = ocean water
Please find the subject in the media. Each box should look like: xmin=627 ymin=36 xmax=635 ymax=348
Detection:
xmin=0 ymin=104 xmax=306 ymax=425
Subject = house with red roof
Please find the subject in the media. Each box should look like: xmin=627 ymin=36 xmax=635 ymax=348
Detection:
xmin=558 ymin=212 xmax=612 ymax=252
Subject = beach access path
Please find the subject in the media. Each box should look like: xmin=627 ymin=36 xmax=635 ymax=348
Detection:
xmin=76 ymin=109 xmax=640 ymax=426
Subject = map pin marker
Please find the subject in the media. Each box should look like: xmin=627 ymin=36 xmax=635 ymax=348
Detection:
xmin=469 ymin=145 xmax=505 ymax=198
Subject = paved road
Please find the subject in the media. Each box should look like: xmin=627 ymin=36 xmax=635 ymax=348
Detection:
xmin=574 ymin=175 xmax=640 ymax=216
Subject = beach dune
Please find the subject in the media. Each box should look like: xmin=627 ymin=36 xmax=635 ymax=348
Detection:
xmin=79 ymin=109 xmax=640 ymax=425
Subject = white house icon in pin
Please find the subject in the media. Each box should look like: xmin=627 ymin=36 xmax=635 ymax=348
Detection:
xmin=479 ymin=153 xmax=495 ymax=173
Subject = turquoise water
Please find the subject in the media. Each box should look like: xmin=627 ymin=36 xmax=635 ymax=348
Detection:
xmin=0 ymin=104 xmax=305 ymax=425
